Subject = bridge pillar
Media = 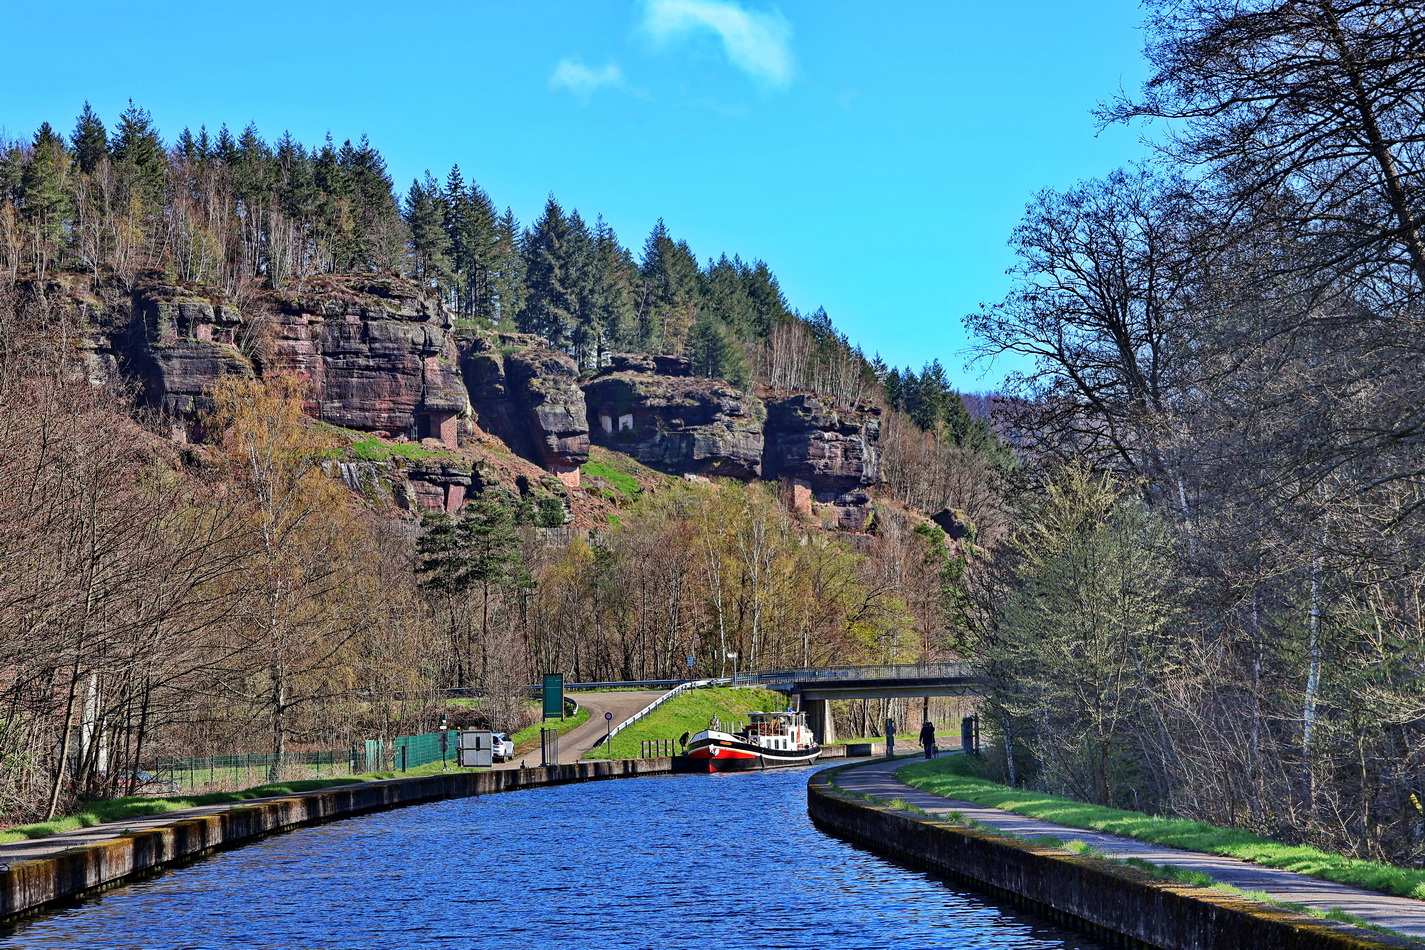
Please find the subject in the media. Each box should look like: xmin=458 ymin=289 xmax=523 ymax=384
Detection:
xmin=806 ymin=699 xmax=836 ymax=745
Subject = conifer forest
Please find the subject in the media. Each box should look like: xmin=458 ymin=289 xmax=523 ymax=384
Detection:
xmin=5 ymin=0 xmax=1425 ymax=872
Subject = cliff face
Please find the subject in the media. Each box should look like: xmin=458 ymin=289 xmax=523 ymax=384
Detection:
xmin=126 ymin=287 xmax=253 ymax=416
xmin=120 ymin=276 xmax=470 ymax=445
xmin=582 ymin=358 xmax=764 ymax=479
xmin=763 ymin=392 xmax=882 ymax=495
xmin=459 ymin=333 xmax=589 ymax=485
xmin=268 ymin=278 xmax=468 ymax=444
xmin=52 ymin=276 xmax=885 ymax=531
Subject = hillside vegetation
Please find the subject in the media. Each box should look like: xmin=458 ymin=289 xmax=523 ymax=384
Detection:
xmin=0 ymin=106 xmax=1005 ymax=828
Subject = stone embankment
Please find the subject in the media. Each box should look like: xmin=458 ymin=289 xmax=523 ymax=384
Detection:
xmin=808 ymin=764 xmax=1415 ymax=950
xmin=0 ymin=759 xmax=671 ymax=925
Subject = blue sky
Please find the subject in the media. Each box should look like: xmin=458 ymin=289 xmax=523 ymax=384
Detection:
xmin=0 ymin=0 xmax=1152 ymax=390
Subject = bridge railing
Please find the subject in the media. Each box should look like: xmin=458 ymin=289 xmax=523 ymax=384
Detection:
xmin=747 ymin=662 xmax=980 ymax=684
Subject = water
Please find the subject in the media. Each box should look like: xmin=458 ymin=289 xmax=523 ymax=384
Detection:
xmin=4 ymin=766 xmax=1105 ymax=949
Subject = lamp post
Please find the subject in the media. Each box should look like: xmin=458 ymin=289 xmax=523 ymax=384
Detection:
xmin=726 ymin=651 xmax=739 ymax=685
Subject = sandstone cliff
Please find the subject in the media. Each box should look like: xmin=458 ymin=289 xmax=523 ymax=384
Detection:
xmin=459 ymin=332 xmax=589 ymax=485
xmin=582 ymin=357 xmax=764 ymax=479
xmin=120 ymin=276 xmax=470 ymax=446
xmin=38 ymin=275 xmax=887 ymax=532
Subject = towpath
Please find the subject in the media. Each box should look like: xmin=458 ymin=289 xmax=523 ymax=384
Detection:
xmin=836 ymin=756 xmax=1425 ymax=944
xmin=0 ymin=777 xmax=408 ymax=867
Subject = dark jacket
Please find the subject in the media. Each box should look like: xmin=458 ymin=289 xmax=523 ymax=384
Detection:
xmin=919 ymin=722 xmax=935 ymax=745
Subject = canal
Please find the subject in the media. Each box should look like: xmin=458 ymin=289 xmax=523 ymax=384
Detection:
xmin=4 ymin=765 xmax=1105 ymax=949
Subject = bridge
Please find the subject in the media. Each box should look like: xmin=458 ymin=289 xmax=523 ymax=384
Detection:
xmin=744 ymin=663 xmax=987 ymax=744
xmin=440 ymin=662 xmax=986 ymax=744
xmin=746 ymin=662 xmax=985 ymax=700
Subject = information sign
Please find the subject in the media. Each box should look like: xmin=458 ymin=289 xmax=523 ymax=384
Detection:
xmin=542 ymin=673 xmax=565 ymax=720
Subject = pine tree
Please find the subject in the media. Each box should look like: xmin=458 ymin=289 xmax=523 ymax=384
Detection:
xmin=405 ymin=171 xmax=452 ymax=287
xmin=904 ymin=360 xmax=952 ymax=434
xmin=312 ymin=135 xmax=352 ymax=273
xmin=565 ymin=209 xmax=597 ymax=366
xmin=517 ymin=196 xmax=578 ymax=347
xmin=70 ymin=102 xmax=108 ymax=175
xmin=416 ymin=499 xmax=530 ymax=690
xmin=701 ymin=253 xmax=754 ymax=338
xmin=338 ymin=135 xmax=406 ymax=271
xmin=489 ymin=207 xmax=524 ymax=327
xmin=587 ymin=216 xmax=638 ymax=363
xmin=463 ymin=182 xmax=500 ymax=322
xmin=442 ymin=165 xmax=471 ymax=314
xmin=882 ymin=366 xmax=904 ymax=412
xmin=20 ymin=123 xmax=73 ymax=278
xmin=744 ymin=259 xmax=792 ymax=338
xmin=637 ymin=219 xmax=700 ymax=353
xmin=111 ymin=100 xmax=165 ymax=211
xmin=687 ymin=311 xmax=749 ymax=387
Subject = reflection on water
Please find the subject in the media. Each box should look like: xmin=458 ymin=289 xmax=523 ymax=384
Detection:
xmin=5 ymin=766 xmax=1105 ymax=949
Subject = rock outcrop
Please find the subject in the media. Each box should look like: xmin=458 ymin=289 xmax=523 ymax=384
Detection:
xmin=762 ymin=393 xmax=881 ymax=534
xmin=126 ymin=287 xmax=252 ymax=416
xmin=58 ymin=273 xmax=888 ymax=530
xmin=265 ymin=277 xmax=468 ymax=445
xmin=582 ymin=363 xmax=764 ymax=479
xmin=459 ymin=333 xmax=589 ymax=485
xmin=762 ymin=392 xmax=881 ymax=494
xmin=121 ymin=277 xmax=470 ymax=446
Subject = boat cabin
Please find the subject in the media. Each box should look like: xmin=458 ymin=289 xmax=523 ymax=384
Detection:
xmin=745 ymin=711 xmax=814 ymax=751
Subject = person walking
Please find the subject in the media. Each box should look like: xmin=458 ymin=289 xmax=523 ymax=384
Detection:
xmin=919 ymin=720 xmax=936 ymax=759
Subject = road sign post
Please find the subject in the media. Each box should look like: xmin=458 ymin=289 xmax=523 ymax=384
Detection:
xmin=604 ymin=711 xmax=613 ymax=758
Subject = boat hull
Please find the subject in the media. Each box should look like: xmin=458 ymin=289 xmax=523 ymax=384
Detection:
xmin=677 ymin=735 xmax=821 ymax=773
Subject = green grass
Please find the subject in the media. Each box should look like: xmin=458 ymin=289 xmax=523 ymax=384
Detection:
xmin=580 ymin=686 xmax=792 ymax=760
xmin=348 ymin=434 xmax=453 ymax=462
xmin=0 ymin=759 xmax=478 ymax=845
xmin=897 ymin=756 xmax=1425 ymax=899
xmin=581 ymin=459 xmax=642 ymax=503
xmin=509 ymin=701 xmax=590 ymax=749
xmin=314 ymin=422 xmax=454 ymax=462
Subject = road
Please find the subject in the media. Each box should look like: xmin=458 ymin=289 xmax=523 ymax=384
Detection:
xmin=499 ymin=690 xmax=668 ymax=768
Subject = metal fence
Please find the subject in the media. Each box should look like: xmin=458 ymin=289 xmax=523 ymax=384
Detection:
xmin=152 ymin=749 xmax=359 ymax=793
xmin=148 ymin=731 xmax=452 ymax=793
xmin=391 ymin=731 xmax=452 ymax=770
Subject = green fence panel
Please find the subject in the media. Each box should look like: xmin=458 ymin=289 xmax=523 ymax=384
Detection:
xmin=391 ymin=731 xmax=448 ymax=769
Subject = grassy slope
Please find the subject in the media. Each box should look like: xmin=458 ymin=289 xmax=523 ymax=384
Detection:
xmin=581 ymin=686 xmax=792 ymax=760
xmin=510 ymin=703 xmax=590 ymax=751
xmin=898 ymin=756 xmax=1425 ymax=899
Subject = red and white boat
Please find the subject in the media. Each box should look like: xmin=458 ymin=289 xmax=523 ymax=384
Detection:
xmin=679 ymin=710 xmax=821 ymax=772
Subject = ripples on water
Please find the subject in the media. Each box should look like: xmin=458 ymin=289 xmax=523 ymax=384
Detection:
xmin=5 ymin=766 xmax=1105 ymax=949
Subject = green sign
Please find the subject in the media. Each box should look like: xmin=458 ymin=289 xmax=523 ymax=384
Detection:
xmin=542 ymin=674 xmax=564 ymax=720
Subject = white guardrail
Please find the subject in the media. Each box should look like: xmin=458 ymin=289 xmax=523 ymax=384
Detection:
xmin=605 ymin=678 xmax=727 ymax=741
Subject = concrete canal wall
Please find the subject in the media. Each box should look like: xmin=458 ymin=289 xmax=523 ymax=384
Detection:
xmin=807 ymin=769 xmax=1411 ymax=950
xmin=0 ymin=758 xmax=672 ymax=924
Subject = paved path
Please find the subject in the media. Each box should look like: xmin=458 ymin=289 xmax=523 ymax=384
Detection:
xmin=500 ymin=690 xmax=667 ymax=768
xmin=837 ymin=757 xmax=1425 ymax=944
xmin=0 ymin=780 xmax=389 ymax=866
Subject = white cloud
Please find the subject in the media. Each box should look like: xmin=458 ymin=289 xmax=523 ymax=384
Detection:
xmin=549 ymin=57 xmax=628 ymax=102
xmin=642 ymin=0 xmax=794 ymax=89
